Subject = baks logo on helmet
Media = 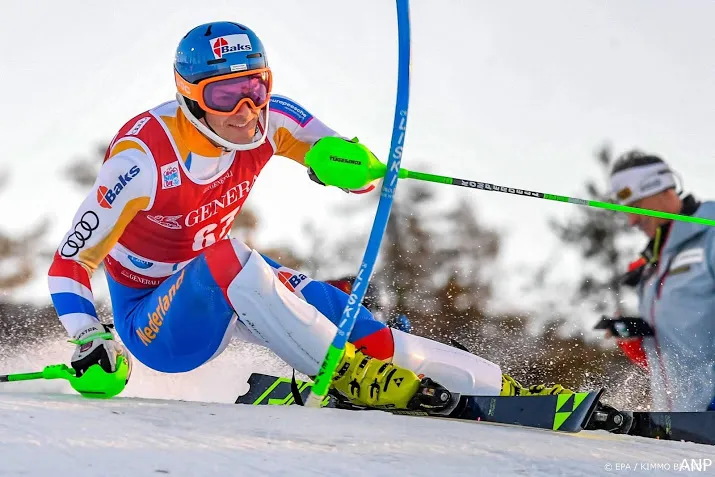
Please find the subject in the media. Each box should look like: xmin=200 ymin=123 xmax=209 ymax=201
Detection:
xmin=211 ymin=34 xmax=252 ymax=59
xmin=97 ymin=166 xmax=141 ymax=209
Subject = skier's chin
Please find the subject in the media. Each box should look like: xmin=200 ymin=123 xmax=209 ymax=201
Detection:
xmin=221 ymin=130 xmax=253 ymax=145
xmin=219 ymin=120 xmax=259 ymax=145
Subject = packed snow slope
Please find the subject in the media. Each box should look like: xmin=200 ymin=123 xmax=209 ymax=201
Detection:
xmin=1 ymin=342 xmax=712 ymax=477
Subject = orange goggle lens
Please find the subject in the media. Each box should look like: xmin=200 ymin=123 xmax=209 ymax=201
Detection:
xmin=175 ymin=68 xmax=272 ymax=116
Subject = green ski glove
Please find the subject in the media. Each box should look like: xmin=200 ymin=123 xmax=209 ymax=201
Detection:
xmin=305 ymin=137 xmax=386 ymax=190
xmin=69 ymin=323 xmax=132 ymax=398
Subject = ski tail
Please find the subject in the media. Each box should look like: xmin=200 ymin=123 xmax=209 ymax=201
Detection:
xmin=629 ymin=412 xmax=715 ymax=445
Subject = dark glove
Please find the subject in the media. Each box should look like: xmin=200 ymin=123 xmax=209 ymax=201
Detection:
xmin=307 ymin=167 xmax=326 ymax=186
xmin=307 ymin=166 xmax=352 ymax=193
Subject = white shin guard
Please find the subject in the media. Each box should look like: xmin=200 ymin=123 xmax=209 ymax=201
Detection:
xmin=391 ymin=329 xmax=503 ymax=396
xmin=225 ymin=248 xmax=503 ymax=396
xmin=226 ymin=250 xmax=337 ymax=376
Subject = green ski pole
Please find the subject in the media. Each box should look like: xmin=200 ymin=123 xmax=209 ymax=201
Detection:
xmin=400 ymin=169 xmax=715 ymax=227
xmin=305 ymin=151 xmax=715 ymax=228
xmin=0 ymin=363 xmax=76 ymax=382
xmin=1 ymin=356 xmax=130 ymax=399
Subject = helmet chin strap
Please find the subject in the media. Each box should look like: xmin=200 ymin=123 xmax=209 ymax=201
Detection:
xmin=176 ymin=93 xmax=269 ymax=152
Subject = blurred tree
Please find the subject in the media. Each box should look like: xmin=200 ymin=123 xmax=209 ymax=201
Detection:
xmin=0 ymin=170 xmax=49 ymax=292
xmin=64 ymin=142 xmax=108 ymax=188
xmin=431 ymin=198 xmax=500 ymax=333
xmin=546 ymin=143 xmax=637 ymax=315
xmin=230 ymin=207 xmax=259 ymax=246
xmin=298 ymin=221 xmax=331 ymax=277
xmin=0 ymin=173 xmax=54 ymax=347
xmin=0 ymin=219 xmax=48 ymax=291
xmin=375 ymin=183 xmax=500 ymax=342
xmin=229 ymin=205 xmax=304 ymax=269
xmin=379 ymin=184 xmax=437 ymax=327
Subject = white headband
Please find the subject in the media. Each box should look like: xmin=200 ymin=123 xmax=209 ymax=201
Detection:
xmin=610 ymin=162 xmax=677 ymax=205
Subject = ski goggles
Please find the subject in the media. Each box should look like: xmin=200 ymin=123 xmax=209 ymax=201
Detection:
xmin=175 ymin=68 xmax=272 ymax=116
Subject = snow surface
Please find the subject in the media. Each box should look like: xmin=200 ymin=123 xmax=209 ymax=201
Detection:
xmin=1 ymin=341 xmax=713 ymax=477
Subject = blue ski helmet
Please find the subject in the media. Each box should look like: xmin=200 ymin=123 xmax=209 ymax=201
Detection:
xmin=175 ymin=22 xmax=268 ymax=84
xmin=174 ymin=21 xmax=271 ymax=150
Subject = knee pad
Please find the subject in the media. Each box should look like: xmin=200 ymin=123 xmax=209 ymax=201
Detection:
xmin=391 ymin=329 xmax=503 ymax=396
xmin=225 ymin=250 xmax=337 ymax=376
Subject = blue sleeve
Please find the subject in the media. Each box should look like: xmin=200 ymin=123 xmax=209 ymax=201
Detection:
xmin=705 ymin=229 xmax=715 ymax=280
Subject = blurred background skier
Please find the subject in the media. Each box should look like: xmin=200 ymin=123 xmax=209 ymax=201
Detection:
xmin=605 ymin=150 xmax=715 ymax=411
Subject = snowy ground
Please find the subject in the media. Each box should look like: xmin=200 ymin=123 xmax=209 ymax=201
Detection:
xmin=1 ymin=342 xmax=713 ymax=477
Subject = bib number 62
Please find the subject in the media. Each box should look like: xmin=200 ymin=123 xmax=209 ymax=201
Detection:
xmin=192 ymin=207 xmax=240 ymax=251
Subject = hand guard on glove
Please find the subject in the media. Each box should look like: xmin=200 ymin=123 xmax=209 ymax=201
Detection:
xmin=306 ymin=136 xmax=381 ymax=194
xmin=70 ymin=322 xmax=132 ymax=380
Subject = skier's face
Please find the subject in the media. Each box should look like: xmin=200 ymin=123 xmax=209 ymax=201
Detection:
xmin=626 ymin=192 xmax=675 ymax=238
xmin=203 ymin=102 xmax=260 ymax=145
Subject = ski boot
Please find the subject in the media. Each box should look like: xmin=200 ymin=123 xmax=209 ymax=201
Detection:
xmin=330 ymin=342 xmax=453 ymax=411
xmin=500 ymin=374 xmax=574 ymax=396
xmin=585 ymin=402 xmax=633 ymax=434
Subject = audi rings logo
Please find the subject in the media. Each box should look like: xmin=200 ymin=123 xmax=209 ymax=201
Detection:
xmin=61 ymin=211 xmax=100 ymax=258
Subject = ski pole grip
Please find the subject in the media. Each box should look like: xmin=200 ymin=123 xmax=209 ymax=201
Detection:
xmin=0 ymin=364 xmax=75 ymax=383
xmin=42 ymin=364 xmax=76 ymax=380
